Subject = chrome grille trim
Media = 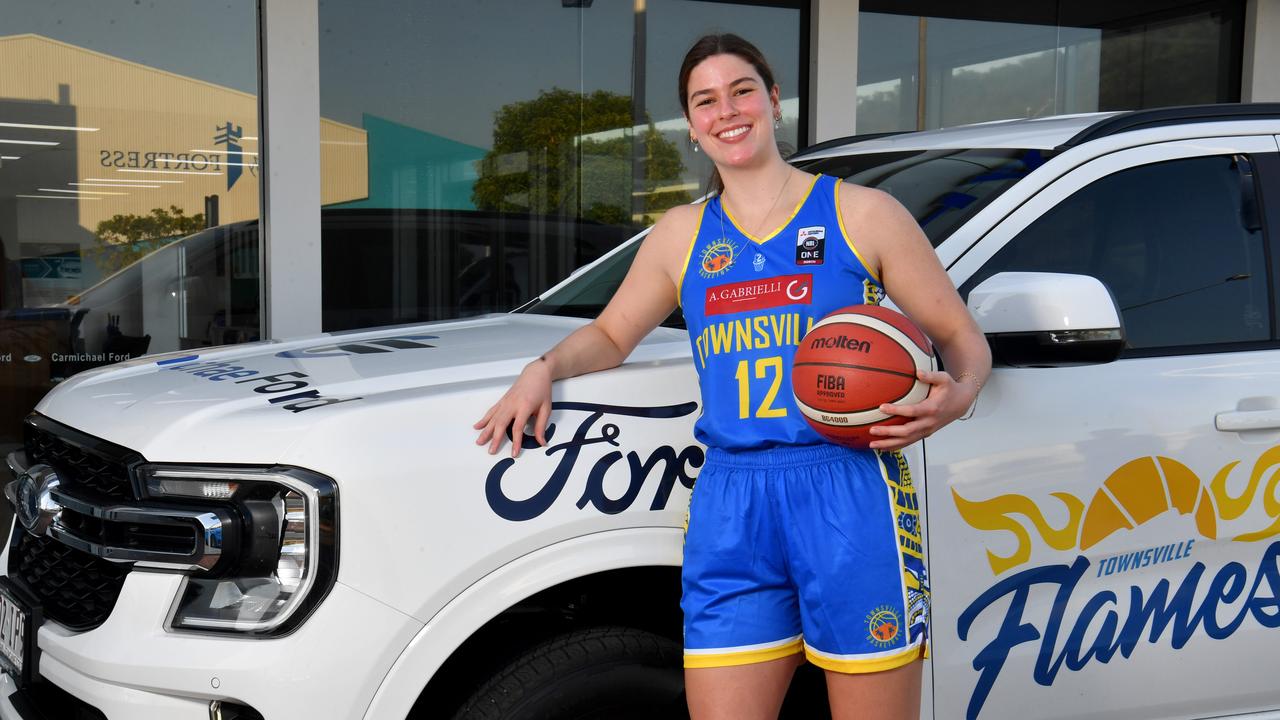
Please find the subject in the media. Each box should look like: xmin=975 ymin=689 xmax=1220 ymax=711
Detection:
xmin=7 ymin=450 xmax=230 ymax=572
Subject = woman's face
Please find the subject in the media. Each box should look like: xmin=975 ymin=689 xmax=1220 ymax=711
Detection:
xmin=685 ymin=53 xmax=780 ymax=170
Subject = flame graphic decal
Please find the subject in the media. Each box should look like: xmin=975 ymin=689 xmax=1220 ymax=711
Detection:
xmin=953 ymin=446 xmax=1280 ymax=575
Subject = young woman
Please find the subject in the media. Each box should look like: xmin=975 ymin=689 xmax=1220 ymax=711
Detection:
xmin=475 ymin=33 xmax=991 ymax=720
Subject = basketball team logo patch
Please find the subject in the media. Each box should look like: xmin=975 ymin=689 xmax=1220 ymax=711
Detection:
xmin=866 ymin=605 xmax=901 ymax=648
xmin=796 ymin=226 xmax=825 ymax=266
xmin=698 ymin=240 xmax=741 ymax=279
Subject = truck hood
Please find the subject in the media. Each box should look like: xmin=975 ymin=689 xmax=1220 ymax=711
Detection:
xmin=35 ymin=313 xmax=690 ymax=462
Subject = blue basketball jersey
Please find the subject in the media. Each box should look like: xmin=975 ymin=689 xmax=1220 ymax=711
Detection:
xmin=678 ymin=174 xmax=884 ymax=450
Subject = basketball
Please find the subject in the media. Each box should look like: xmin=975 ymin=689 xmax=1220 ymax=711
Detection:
xmin=791 ymin=305 xmax=935 ymax=448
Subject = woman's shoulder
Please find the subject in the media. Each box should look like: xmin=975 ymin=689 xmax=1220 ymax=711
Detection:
xmin=633 ymin=202 xmax=709 ymax=279
xmin=832 ymin=181 xmax=920 ymax=278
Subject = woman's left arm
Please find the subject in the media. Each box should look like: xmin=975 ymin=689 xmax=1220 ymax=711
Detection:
xmin=842 ymin=186 xmax=992 ymax=451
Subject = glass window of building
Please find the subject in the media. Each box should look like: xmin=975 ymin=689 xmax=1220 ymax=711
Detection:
xmin=0 ymin=0 xmax=261 ymax=453
xmin=317 ymin=0 xmax=805 ymax=331
xmin=856 ymin=1 xmax=1244 ymax=133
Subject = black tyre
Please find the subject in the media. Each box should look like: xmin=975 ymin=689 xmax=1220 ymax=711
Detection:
xmin=451 ymin=626 xmax=689 ymax=720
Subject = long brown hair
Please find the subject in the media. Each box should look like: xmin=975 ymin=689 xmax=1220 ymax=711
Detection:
xmin=678 ymin=34 xmax=780 ymax=196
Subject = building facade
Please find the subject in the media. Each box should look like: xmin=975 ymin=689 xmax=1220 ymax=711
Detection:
xmin=0 ymin=0 xmax=1276 ymax=450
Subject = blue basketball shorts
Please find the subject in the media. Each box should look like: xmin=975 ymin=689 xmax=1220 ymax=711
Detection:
xmin=681 ymin=443 xmax=929 ymax=673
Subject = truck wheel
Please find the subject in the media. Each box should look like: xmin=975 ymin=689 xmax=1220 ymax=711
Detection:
xmin=451 ymin=626 xmax=688 ymax=720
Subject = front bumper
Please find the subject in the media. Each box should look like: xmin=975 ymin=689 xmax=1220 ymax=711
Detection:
xmin=0 ymin=545 xmax=422 ymax=720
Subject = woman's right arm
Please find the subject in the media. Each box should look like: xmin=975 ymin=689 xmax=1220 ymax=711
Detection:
xmin=473 ymin=204 xmax=699 ymax=457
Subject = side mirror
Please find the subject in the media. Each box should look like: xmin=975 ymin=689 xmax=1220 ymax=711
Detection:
xmin=967 ymin=272 xmax=1125 ymax=367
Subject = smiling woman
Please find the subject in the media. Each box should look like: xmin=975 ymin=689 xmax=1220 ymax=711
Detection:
xmin=476 ymin=32 xmax=990 ymax=720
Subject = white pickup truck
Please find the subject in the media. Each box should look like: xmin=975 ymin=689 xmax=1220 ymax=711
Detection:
xmin=4 ymin=105 xmax=1280 ymax=720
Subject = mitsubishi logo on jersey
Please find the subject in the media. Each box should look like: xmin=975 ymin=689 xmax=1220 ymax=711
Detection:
xmin=704 ymin=274 xmax=813 ymax=316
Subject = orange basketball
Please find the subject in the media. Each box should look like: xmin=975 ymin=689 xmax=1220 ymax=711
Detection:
xmin=791 ymin=305 xmax=935 ymax=448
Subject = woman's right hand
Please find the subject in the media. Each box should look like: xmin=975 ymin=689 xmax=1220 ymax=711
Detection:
xmin=471 ymin=203 xmax=694 ymax=458
xmin=474 ymin=358 xmax=553 ymax=458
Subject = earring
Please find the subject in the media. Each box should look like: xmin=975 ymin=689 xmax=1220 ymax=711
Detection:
xmin=691 ymin=136 xmax=700 ymax=153
xmin=774 ymin=115 xmax=781 ymax=129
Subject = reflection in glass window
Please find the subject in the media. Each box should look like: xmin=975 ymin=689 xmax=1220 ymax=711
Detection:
xmin=529 ymin=148 xmax=1040 ymax=322
xmin=855 ymin=12 xmax=921 ymax=133
xmin=963 ymin=155 xmax=1269 ymax=354
xmin=856 ymin=4 xmax=1241 ymax=134
xmin=799 ymin=149 xmax=1049 ymax=247
xmin=318 ymin=0 xmax=802 ymax=331
xmin=0 ymin=1 xmax=261 ymax=452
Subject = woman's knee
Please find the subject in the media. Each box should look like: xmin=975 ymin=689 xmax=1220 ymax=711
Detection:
xmin=685 ymin=654 xmax=804 ymax=720
xmin=825 ymin=659 xmax=923 ymax=720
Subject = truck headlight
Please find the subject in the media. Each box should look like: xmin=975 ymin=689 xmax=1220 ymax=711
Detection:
xmin=137 ymin=465 xmax=338 ymax=636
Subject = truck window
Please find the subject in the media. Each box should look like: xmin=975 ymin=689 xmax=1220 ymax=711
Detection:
xmin=527 ymin=148 xmax=1044 ymax=322
xmin=799 ymin=148 xmax=1050 ymax=247
xmin=961 ymin=154 xmax=1272 ymax=355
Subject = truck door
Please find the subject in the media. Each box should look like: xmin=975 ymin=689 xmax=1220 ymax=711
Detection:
xmin=925 ymin=136 xmax=1280 ymax=719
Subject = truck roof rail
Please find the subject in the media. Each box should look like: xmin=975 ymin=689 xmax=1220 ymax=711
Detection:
xmin=793 ymin=131 xmax=910 ymax=158
xmin=1060 ymin=103 xmax=1280 ymax=150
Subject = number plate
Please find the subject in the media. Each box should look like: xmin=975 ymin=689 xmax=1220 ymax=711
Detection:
xmin=0 ymin=578 xmax=40 ymax=688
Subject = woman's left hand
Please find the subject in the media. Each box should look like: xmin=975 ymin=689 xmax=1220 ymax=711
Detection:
xmin=867 ymin=370 xmax=978 ymax=451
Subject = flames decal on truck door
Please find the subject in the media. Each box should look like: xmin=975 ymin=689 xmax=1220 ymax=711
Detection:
xmin=952 ymin=446 xmax=1280 ymax=575
xmin=951 ymin=445 xmax=1280 ymax=719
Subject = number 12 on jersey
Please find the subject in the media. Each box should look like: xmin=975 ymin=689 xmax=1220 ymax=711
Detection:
xmin=734 ymin=356 xmax=788 ymax=419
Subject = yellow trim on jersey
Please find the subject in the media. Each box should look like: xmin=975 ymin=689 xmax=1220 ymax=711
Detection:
xmin=835 ymin=180 xmax=882 ymax=283
xmin=676 ymin=203 xmax=709 ymax=308
xmin=683 ymin=637 xmax=805 ymax=669
xmin=804 ymin=641 xmax=924 ymax=674
xmin=720 ymin=173 xmax=822 ymax=245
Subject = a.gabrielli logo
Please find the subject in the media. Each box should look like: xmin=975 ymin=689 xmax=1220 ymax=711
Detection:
xmin=703 ymin=274 xmax=811 ymax=316
xmin=697 ymin=240 xmax=740 ymax=279
xmin=952 ymin=446 xmax=1280 ymax=719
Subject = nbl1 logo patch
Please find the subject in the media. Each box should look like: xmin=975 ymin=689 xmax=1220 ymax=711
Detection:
xmin=796 ymin=226 xmax=825 ymax=266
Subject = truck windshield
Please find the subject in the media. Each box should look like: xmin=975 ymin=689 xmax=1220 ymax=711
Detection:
xmin=524 ymin=147 xmax=1048 ymax=326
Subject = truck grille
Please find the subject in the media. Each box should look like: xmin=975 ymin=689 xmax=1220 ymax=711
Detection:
xmin=9 ymin=416 xmax=143 ymax=630
xmin=24 ymin=419 xmax=137 ymax=500
xmin=58 ymin=507 xmax=199 ymax=556
xmin=9 ymin=533 xmax=130 ymax=631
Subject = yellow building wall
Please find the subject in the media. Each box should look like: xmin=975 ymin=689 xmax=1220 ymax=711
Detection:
xmin=0 ymin=34 xmax=368 ymax=233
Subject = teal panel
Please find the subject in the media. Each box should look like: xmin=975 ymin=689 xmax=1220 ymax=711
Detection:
xmin=328 ymin=113 xmax=486 ymax=210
